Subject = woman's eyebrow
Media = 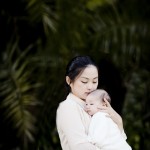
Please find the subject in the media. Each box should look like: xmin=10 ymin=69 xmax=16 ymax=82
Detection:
xmin=80 ymin=77 xmax=88 ymax=79
xmin=80 ymin=77 xmax=98 ymax=79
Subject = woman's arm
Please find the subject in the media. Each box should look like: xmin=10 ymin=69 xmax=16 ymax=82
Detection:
xmin=56 ymin=102 xmax=99 ymax=150
xmin=98 ymin=98 xmax=124 ymax=132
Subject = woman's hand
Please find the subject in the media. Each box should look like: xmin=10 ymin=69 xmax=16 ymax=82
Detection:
xmin=98 ymin=98 xmax=124 ymax=132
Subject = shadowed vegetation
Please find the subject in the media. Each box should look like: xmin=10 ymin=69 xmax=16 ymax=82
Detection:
xmin=0 ymin=0 xmax=150 ymax=149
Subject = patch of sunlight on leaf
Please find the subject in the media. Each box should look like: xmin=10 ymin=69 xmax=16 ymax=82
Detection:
xmin=7 ymin=106 xmax=20 ymax=119
xmin=20 ymin=83 xmax=42 ymax=93
xmin=14 ymin=61 xmax=29 ymax=79
xmin=2 ymin=93 xmax=16 ymax=106
xmin=43 ymin=14 xmax=56 ymax=33
xmin=0 ymin=86 xmax=13 ymax=96
xmin=27 ymin=0 xmax=37 ymax=7
xmin=16 ymin=119 xmax=23 ymax=128
xmin=25 ymin=129 xmax=35 ymax=142
xmin=86 ymin=0 xmax=115 ymax=10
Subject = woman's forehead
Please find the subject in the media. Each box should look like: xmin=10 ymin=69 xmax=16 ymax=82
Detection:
xmin=80 ymin=65 xmax=98 ymax=78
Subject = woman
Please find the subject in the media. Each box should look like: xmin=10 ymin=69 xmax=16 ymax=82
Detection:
xmin=56 ymin=56 xmax=125 ymax=150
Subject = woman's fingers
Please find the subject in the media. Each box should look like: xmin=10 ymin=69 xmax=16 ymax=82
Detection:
xmin=100 ymin=98 xmax=124 ymax=132
xmin=103 ymin=98 xmax=111 ymax=107
xmin=103 ymin=112 xmax=111 ymax=117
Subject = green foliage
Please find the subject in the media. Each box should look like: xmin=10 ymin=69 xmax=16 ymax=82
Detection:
xmin=86 ymin=0 xmax=115 ymax=10
xmin=0 ymin=40 xmax=41 ymax=149
xmin=26 ymin=0 xmax=57 ymax=34
xmin=123 ymin=70 xmax=150 ymax=150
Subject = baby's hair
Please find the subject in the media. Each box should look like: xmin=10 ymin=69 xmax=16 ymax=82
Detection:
xmin=90 ymin=89 xmax=111 ymax=103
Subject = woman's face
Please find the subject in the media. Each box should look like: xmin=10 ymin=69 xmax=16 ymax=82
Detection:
xmin=69 ymin=65 xmax=98 ymax=100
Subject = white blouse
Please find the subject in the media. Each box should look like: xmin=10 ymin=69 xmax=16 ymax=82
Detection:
xmin=56 ymin=93 xmax=99 ymax=150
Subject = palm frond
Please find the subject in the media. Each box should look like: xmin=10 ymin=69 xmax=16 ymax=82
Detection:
xmin=0 ymin=41 xmax=40 ymax=149
xmin=26 ymin=0 xmax=57 ymax=34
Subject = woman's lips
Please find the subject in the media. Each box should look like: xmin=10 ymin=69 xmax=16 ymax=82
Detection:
xmin=85 ymin=92 xmax=90 ymax=95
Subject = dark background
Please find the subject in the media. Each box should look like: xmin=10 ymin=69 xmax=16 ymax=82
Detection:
xmin=0 ymin=0 xmax=150 ymax=149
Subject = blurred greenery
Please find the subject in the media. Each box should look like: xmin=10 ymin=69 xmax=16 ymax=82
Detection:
xmin=0 ymin=0 xmax=149 ymax=149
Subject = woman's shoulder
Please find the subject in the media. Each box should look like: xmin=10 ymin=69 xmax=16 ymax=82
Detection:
xmin=57 ymin=99 xmax=80 ymax=117
xmin=59 ymin=99 xmax=73 ymax=106
xmin=57 ymin=93 xmax=85 ymax=112
xmin=58 ymin=97 xmax=76 ymax=109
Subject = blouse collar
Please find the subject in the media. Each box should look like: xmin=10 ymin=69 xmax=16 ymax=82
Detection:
xmin=67 ymin=93 xmax=86 ymax=109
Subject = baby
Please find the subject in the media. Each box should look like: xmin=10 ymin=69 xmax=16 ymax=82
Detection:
xmin=85 ymin=89 xmax=132 ymax=150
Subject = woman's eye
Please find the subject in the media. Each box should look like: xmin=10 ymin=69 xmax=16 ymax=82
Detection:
xmin=93 ymin=81 xmax=97 ymax=84
xmin=81 ymin=81 xmax=87 ymax=84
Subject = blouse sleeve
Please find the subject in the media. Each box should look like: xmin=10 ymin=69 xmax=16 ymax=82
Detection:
xmin=56 ymin=101 xmax=99 ymax=150
xmin=121 ymin=130 xmax=127 ymax=140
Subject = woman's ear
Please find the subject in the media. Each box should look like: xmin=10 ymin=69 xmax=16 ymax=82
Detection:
xmin=66 ymin=76 xmax=71 ymax=85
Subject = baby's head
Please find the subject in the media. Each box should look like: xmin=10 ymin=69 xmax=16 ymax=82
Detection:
xmin=85 ymin=89 xmax=111 ymax=116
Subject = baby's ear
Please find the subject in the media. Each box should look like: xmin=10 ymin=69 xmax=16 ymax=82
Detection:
xmin=107 ymin=97 xmax=111 ymax=103
xmin=102 ymin=102 xmax=107 ymax=107
xmin=104 ymin=94 xmax=111 ymax=103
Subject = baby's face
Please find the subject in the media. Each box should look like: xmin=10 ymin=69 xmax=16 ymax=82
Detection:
xmin=85 ymin=95 xmax=103 ymax=116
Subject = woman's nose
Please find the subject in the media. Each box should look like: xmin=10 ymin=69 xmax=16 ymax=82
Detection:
xmin=87 ymin=83 xmax=93 ymax=90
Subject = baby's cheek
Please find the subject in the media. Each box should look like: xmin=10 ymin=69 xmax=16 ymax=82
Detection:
xmin=84 ymin=107 xmax=88 ymax=112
